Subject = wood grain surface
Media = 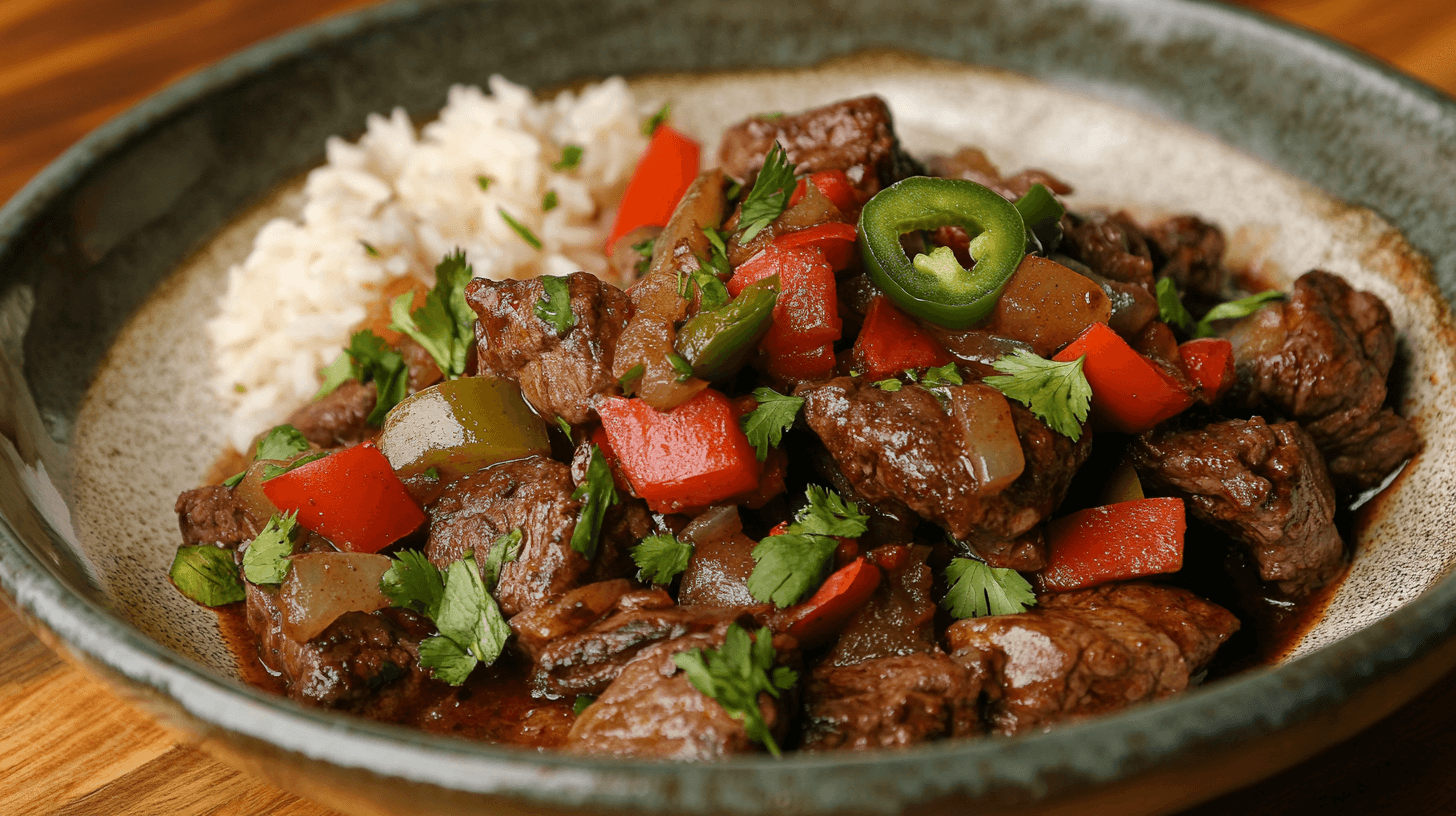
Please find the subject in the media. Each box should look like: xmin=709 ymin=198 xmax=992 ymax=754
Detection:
xmin=1 ymin=1 xmax=1454 ymax=814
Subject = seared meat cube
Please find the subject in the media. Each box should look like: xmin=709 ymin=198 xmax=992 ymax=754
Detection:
xmin=1132 ymin=417 xmax=1344 ymax=595
xmin=797 ymin=378 xmax=1090 ymax=569
xmin=175 ymin=485 xmax=260 ymax=548
xmin=1060 ymin=211 xmax=1155 ymax=289
xmin=1224 ymin=270 xmax=1421 ymax=493
xmin=947 ymin=582 xmax=1238 ymax=736
xmin=246 ymin=581 xmax=430 ymax=714
xmin=564 ymin=629 xmax=792 ymax=759
xmin=802 ymin=651 xmax=983 ymax=751
xmin=718 ymin=96 xmax=920 ymax=198
xmin=826 ymin=545 xmax=937 ymax=666
xmin=466 ymin=270 xmax=631 ymax=426
xmin=1146 ymin=215 xmax=1229 ymax=302
xmin=923 ymin=146 xmax=1073 ymax=201
xmin=285 ymin=379 xmax=378 ymax=449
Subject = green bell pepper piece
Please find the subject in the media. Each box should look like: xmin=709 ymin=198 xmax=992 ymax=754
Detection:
xmin=377 ymin=377 xmax=550 ymax=484
xmin=675 ymin=276 xmax=780 ymax=381
xmin=857 ymin=177 xmax=1026 ymax=329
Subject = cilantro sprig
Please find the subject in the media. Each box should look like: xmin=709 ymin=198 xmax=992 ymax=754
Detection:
xmin=642 ymin=103 xmax=670 ymax=136
xmin=739 ymin=387 xmax=803 ymax=461
xmin=984 ymin=350 xmax=1091 ymax=441
xmin=1195 ymin=290 xmax=1284 ymax=336
xmin=737 ymin=142 xmax=796 ymax=243
xmin=940 ymin=557 xmax=1036 ymax=618
xmin=222 ymin=424 xmax=311 ymax=488
xmin=389 ymin=250 xmax=477 ymax=379
xmin=631 ymin=534 xmax=695 ymax=585
xmin=570 ymin=444 xmax=619 ymax=560
xmin=315 ymin=329 xmax=409 ymax=424
xmin=747 ymin=486 xmax=868 ymax=607
xmin=552 ymin=145 xmax=584 ymax=171
xmin=535 ymin=275 xmax=577 ymax=336
xmin=1156 ymin=278 xmax=1196 ymax=334
xmin=672 ymin=623 xmax=798 ymax=757
xmin=242 ymin=511 xmax=300 ymax=585
xmin=169 ymin=546 xmax=244 ymax=606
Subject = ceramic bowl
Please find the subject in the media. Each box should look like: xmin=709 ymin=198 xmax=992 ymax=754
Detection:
xmin=4 ymin=1 xmax=1456 ymax=814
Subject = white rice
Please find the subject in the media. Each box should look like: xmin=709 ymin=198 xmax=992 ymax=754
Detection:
xmin=208 ymin=76 xmax=652 ymax=451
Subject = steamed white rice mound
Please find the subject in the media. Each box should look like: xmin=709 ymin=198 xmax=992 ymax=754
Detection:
xmin=208 ymin=76 xmax=651 ymax=452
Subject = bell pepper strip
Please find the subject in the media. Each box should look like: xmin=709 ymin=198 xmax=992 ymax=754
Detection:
xmin=377 ymin=377 xmax=551 ymax=487
xmin=262 ymin=442 xmax=426 ymax=553
xmin=675 ymin=276 xmax=780 ymax=381
xmin=605 ymin=124 xmax=701 ymax=251
xmin=777 ymin=556 xmax=882 ymax=647
xmin=852 ymin=295 xmax=953 ymax=378
xmin=1178 ymin=337 xmax=1236 ymax=403
xmin=857 ymin=177 xmax=1027 ymax=329
xmin=788 ymin=169 xmax=859 ymax=214
xmin=1041 ymin=497 xmax=1186 ymax=591
xmin=1054 ymin=322 xmax=1195 ymax=433
xmin=772 ymin=222 xmax=858 ymax=271
xmin=597 ymin=389 xmax=762 ymax=513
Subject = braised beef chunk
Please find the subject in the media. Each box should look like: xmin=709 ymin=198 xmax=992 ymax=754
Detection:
xmin=246 ymin=582 xmax=430 ymax=713
xmin=175 ymin=485 xmax=259 ymax=548
xmin=565 ymin=629 xmax=791 ymax=759
xmin=466 ymin=270 xmax=630 ymax=426
xmin=947 ymin=583 xmax=1238 ymax=736
xmin=802 ymin=651 xmax=983 ymax=751
xmin=285 ymin=379 xmax=377 ymax=449
xmin=1146 ymin=215 xmax=1228 ymax=302
xmin=426 ymin=456 xmax=593 ymax=616
xmin=1224 ymin=270 xmax=1421 ymax=493
xmin=924 ymin=146 xmax=1073 ymax=201
xmin=1060 ymin=211 xmax=1155 ymax=289
xmin=397 ymin=335 xmax=444 ymax=393
xmin=1132 ymin=417 xmax=1344 ymax=595
xmin=509 ymin=580 xmax=638 ymax=659
xmin=827 ymin=545 xmax=936 ymax=666
xmin=798 ymin=378 xmax=1089 ymax=568
xmin=718 ymin=96 xmax=919 ymax=197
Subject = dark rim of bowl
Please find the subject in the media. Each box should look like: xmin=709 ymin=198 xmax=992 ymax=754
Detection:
xmin=2 ymin=0 xmax=1455 ymax=812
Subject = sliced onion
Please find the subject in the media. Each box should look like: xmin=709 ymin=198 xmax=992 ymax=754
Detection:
xmin=948 ymin=384 xmax=1025 ymax=495
xmin=1103 ymin=458 xmax=1145 ymax=504
xmin=232 ymin=459 xmax=284 ymax=528
xmin=279 ymin=552 xmax=393 ymax=643
xmin=681 ymin=504 xmax=743 ymax=546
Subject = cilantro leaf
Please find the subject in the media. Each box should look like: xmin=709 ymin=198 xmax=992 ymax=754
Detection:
xmin=169 ymin=546 xmax=244 ymax=606
xmin=499 ymin=207 xmax=543 ymax=249
xmin=941 ymin=557 xmax=1037 ymax=618
xmin=672 ymin=623 xmax=797 ymax=757
xmin=534 ymin=275 xmax=577 ymax=336
xmin=747 ymin=533 xmax=838 ymax=608
xmin=242 ymin=512 xmax=299 ymax=585
xmin=618 ymin=363 xmax=645 ymax=395
xmin=481 ymin=529 xmax=522 ymax=588
xmin=476 ymin=174 xmax=492 ymax=191
xmin=631 ymin=237 xmax=654 ymax=277
xmin=667 ymin=351 xmax=694 ymax=382
xmin=1195 ymin=290 xmax=1284 ymax=338
xmin=360 ymin=240 xmax=380 ymax=257
xmin=912 ymin=245 xmax=967 ymax=281
xmin=739 ymin=387 xmax=803 ymax=461
xmin=315 ymin=329 xmax=409 ymax=424
xmin=690 ymin=268 xmax=731 ymax=311
xmin=555 ymin=416 xmax=573 ymax=437
xmin=573 ymin=694 xmax=596 ymax=715
xmin=418 ymin=636 xmax=477 ymax=685
xmin=738 ymin=142 xmax=796 ymax=243
xmin=1156 ymin=277 xmax=1196 ymax=334
xmin=423 ymin=556 xmax=513 ymax=685
xmin=632 ymin=534 xmax=695 ymax=585
xmin=260 ymin=450 xmax=327 ymax=481
xmin=570 ymin=444 xmax=619 ymax=560
xmin=920 ymin=362 xmax=964 ymax=387
xmin=789 ymin=485 xmax=870 ymax=539
xmin=379 ymin=549 xmax=445 ymax=617
xmin=255 ymin=425 xmax=310 ymax=461
xmin=388 ymin=250 xmax=477 ymax=379
xmin=873 ymin=378 xmax=903 ymax=392
xmin=642 ymin=104 xmax=670 ymax=136
xmin=553 ymin=145 xmax=584 ymax=171
xmin=314 ymin=349 xmax=356 ymax=400
xmin=542 ymin=190 xmax=559 ymax=211
xmin=700 ymin=226 xmax=732 ymax=281
xmin=984 ymin=350 xmax=1091 ymax=441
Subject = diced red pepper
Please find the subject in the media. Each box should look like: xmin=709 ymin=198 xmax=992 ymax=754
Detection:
xmin=788 ymin=170 xmax=859 ymax=214
xmin=1041 ymin=498 xmax=1186 ymax=591
xmin=1179 ymin=337 xmax=1237 ymax=403
xmin=261 ymin=442 xmax=425 ymax=553
xmin=765 ymin=343 xmax=837 ymax=381
xmin=729 ymin=244 xmax=842 ymax=356
xmin=596 ymin=389 xmax=761 ymax=513
xmin=852 ymin=295 xmax=953 ymax=378
xmin=779 ymin=556 xmax=882 ymax=646
xmin=1054 ymin=322 xmax=1195 ymax=433
xmin=773 ymin=222 xmax=858 ymax=271
xmin=605 ymin=125 xmax=701 ymax=250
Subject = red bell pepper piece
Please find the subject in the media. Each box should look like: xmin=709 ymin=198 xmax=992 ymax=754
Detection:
xmin=764 ymin=343 xmax=837 ymax=380
xmin=1179 ymin=337 xmax=1236 ymax=403
xmin=788 ymin=169 xmax=859 ymax=213
xmin=597 ymin=389 xmax=761 ymax=513
xmin=261 ymin=442 xmax=425 ymax=553
xmin=729 ymin=244 xmax=842 ymax=356
xmin=780 ymin=556 xmax=882 ymax=646
xmin=773 ymin=222 xmax=858 ymax=271
xmin=1041 ymin=497 xmax=1186 ymax=591
xmin=1054 ymin=322 xmax=1195 ymax=433
xmin=605 ymin=124 xmax=701 ymax=251
xmin=852 ymin=296 xmax=953 ymax=378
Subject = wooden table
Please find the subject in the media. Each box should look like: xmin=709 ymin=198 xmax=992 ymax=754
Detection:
xmin=1 ymin=1 xmax=1454 ymax=814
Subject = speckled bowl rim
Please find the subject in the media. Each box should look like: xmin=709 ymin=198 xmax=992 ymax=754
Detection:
xmin=4 ymin=0 xmax=1456 ymax=812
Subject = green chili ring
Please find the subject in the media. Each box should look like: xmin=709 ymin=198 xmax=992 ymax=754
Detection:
xmin=857 ymin=177 xmax=1027 ymax=329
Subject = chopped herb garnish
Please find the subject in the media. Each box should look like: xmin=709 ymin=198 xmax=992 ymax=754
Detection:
xmin=379 ymin=549 xmax=445 ymax=616
xmin=476 ymin=174 xmax=492 ymax=191
xmin=631 ymin=236 xmax=655 ymax=277
xmin=673 ymin=623 xmax=797 ymax=757
xmin=315 ymin=330 xmax=409 ymax=423
xmin=667 ymin=351 xmax=694 ymax=382
xmin=642 ymin=103 xmax=670 ymax=136
xmin=1195 ymin=290 xmax=1284 ymax=337
xmin=499 ymin=207 xmax=543 ymax=249
xmin=873 ymin=378 xmax=903 ymax=392
xmin=941 ymin=556 xmax=1037 ymax=618
xmin=552 ymin=144 xmax=584 ymax=171
xmin=618 ymin=363 xmax=645 ymax=395
xmin=701 ymin=226 xmax=732 ymax=280
xmin=360 ymin=240 xmax=380 ymax=257
xmin=169 ymin=546 xmax=244 ymax=606
xmin=791 ymin=485 xmax=871 ymax=539
xmin=569 ymin=444 xmax=619 ymax=560
xmin=233 ymin=382 xmax=246 ymax=394
xmin=631 ymin=534 xmax=695 ymax=585
xmin=221 ymin=472 xmax=245 ymax=489
xmin=481 ymin=529 xmax=523 ymax=588
xmin=739 ymin=387 xmax=803 ymax=461
xmin=573 ymin=695 xmax=597 ymax=715
xmin=920 ymin=362 xmax=964 ymax=388
xmin=747 ymin=486 xmax=867 ymax=607
xmin=690 ymin=268 xmax=731 ymax=311
xmin=423 ymin=466 xmax=440 ymax=481
xmin=241 ymin=512 xmax=300 ymax=585
xmin=738 ymin=142 xmax=797 ymax=243
xmin=556 ymin=416 xmax=573 ymax=437
xmin=542 ymin=190 xmax=559 ymax=211
xmin=388 ymin=250 xmax=478 ymax=380
xmin=260 ymin=450 xmax=327 ymax=481
xmin=984 ymin=350 xmax=1091 ymax=441
xmin=1156 ymin=278 xmax=1196 ymax=334
xmin=759 ymin=112 xmax=785 ymax=120
xmin=418 ymin=556 xmax=513 ymax=685
xmin=534 ymin=275 xmax=577 ymax=336
xmin=255 ymin=425 xmax=310 ymax=462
